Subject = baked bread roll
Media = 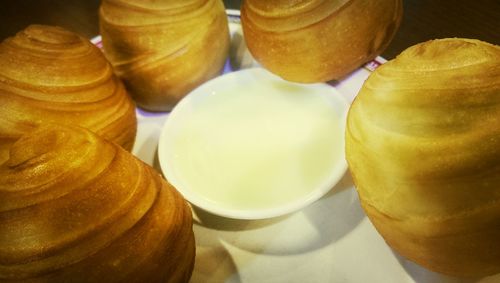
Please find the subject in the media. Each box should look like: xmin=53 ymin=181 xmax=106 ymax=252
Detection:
xmin=99 ymin=0 xmax=230 ymax=111
xmin=346 ymin=38 xmax=500 ymax=277
xmin=0 ymin=123 xmax=195 ymax=282
xmin=0 ymin=25 xmax=137 ymax=164
xmin=241 ymin=0 xmax=402 ymax=83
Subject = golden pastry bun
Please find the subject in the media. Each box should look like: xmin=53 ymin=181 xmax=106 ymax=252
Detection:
xmin=0 ymin=25 xmax=137 ymax=164
xmin=99 ymin=0 xmax=230 ymax=112
xmin=0 ymin=123 xmax=195 ymax=282
xmin=346 ymin=38 xmax=500 ymax=277
xmin=241 ymin=0 xmax=402 ymax=83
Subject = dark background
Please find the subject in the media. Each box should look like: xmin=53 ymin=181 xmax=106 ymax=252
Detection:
xmin=0 ymin=0 xmax=498 ymax=59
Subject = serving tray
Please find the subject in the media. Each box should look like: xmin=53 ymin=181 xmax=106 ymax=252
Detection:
xmin=91 ymin=9 xmax=499 ymax=283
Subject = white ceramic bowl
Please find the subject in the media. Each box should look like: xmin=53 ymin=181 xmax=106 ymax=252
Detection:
xmin=158 ymin=68 xmax=349 ymax=219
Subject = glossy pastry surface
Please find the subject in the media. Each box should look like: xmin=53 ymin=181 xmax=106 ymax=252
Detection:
xmin=241 ymin=0 xmax=402 ymax=82
xmin=0 ymin=25 xmax=137 ymax=164
xmin=0 ymin=123 xmax=195 ymax=282
xmin=346 ymin=38 xmax=500 ymax=276
xmin=99 ymin=0 xmax=230 ymax=111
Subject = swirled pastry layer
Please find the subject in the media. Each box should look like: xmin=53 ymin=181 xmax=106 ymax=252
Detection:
xmin=346 ymin=38 xmax=500 ymax=276
xmin=241 ymin=0 xmax=402 ymax=82
xmin=0 ymin=25 xmax=137 ymax=164
xmin=99 ymin=0 xmax=230 ymax=111
xmin=0 ymin=123 xmax=195 ymax=282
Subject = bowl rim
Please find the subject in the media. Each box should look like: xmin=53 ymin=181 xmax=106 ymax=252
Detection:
xmin=158 ymin=67 xmax=349 ymax=220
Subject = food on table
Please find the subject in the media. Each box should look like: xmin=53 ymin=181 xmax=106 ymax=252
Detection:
xmin=99 ymin=0 xmax=230 ymax=111
xmin=346 ymin=38 xmax=500 ymax=277
xmin=0 ymin=25 xmax=137 ymax=164
xmin=0 ymin=123 xmax=195 ymax=282
xmin=241 ymin=0 xmax=403 ymax=82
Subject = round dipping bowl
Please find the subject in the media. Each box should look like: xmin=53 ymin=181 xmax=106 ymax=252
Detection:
xmin=158 ymin=68 xmax=349 ymax=219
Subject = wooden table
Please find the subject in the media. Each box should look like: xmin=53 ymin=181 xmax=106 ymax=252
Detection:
xmin=0 ymin=0 xmax=498 ymax=60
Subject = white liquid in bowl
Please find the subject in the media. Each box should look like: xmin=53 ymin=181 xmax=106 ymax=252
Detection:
xmin=159 ymin=68 xmax=348 ymax=219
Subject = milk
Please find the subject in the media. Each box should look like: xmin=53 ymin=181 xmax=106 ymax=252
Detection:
xmin=163 ymin=78 xmax=346 ymax=212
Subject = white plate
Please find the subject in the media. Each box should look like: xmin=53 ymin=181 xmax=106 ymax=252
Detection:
xmin=92 ymin=9 xmax=500 ymax=283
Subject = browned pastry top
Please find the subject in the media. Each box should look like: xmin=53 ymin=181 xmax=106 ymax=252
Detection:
xmin=0 ymin=123 xmax=194 ymax=282
xmin=349 ymin=38 xmax=500 ymax=220
xmin=0 ymin=25 xmax=137 ymax=163
xmin=243 ymin=0 xmax=350 ymax=31
xmin=99 ymin=0 xmax=230 ymax=111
